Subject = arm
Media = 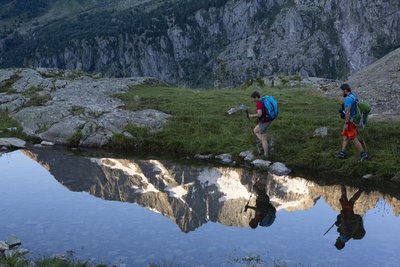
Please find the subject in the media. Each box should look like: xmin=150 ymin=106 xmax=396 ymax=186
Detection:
xmin=343 ymin=106 xmax=351 ymax=130
xmin=249 ymin=109 xmax=263 ymax=119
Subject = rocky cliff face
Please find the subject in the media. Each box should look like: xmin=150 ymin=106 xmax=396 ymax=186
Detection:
xmin=21 ymin=148 xmax=400 ymax=233
xmin=1 ymin=0 xmax=399 ymax=86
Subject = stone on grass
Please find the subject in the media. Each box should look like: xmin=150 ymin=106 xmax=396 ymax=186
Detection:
xmin=41 ymin=141 xmax=55 ymax=146
xmin=0 ymin=138 xmax=26 ymax=148
xmin=239 ymin=151 xmax=255 ymax=161
xmin=194 ymin=154 xmax=213 ymax=160
xmin=215 ymin=153 xmax=233 ymax=164
xmin=362 ymin=174 xmax=374 ymax=180
xmin=269 ymin=162 xmax=291 ymax=176
xmin=251 ymin=159 xmax=272 ymax=168
xmin=313 ymin=127 xmax=329 ymax=137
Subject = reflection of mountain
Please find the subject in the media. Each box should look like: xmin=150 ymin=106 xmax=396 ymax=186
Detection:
xmin=21 ymin=149 xmax=400 ymax=233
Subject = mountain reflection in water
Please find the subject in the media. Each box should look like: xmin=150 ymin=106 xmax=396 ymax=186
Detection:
xmin=21 ymin=148 xmax=400 ymax=234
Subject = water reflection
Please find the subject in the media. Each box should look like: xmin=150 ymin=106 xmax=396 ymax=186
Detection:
xmin=245 ymin=179 xmax=276 ymax=229
xmin=20 ymin=147 xmax=400 ymax=235
xmin=334 ymin=185 xmax=365 ymax=250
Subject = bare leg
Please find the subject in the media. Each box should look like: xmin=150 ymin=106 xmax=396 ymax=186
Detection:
xmin=349 ymin=189 xmax=363 ymax=204
xmin=340 ymin=185 xmax=348 ymax=202
xmin=261 ymin=133 xmax=268 ymax=157
xmin=351 ymin=138 xmax=365 ymax=153
xmin=253 ymin=125 xmax=263 ymax=142
xmin=341 ymin=136 xmax=349 ymax=151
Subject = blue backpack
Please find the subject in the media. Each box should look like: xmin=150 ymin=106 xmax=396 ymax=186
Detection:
xmin=260 ymin=96 xmax=279 ymax=121
xmin=259 ymin=208 xmax=276 ymax=227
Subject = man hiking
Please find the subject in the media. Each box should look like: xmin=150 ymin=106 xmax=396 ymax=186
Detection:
xmin=249 ymin=91 xmax=272 ymax=157
xmin=334 ymin=185 xmax=365 ymax=250
xmin=245 ymin=180 xmax=276 ymax=229
xmin=337 ymin=84 xmax=369 ymax=161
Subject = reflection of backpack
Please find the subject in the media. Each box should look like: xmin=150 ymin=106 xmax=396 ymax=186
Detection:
xmin=259 ymin=207 xmax=276 ymax=227
xmin=260 ymin=96 xmax=279 ymax=121
xmin=349 ymin=94 xmax=371 ymax=128
xmin=348 ymin=214 xmax=366 ymax=240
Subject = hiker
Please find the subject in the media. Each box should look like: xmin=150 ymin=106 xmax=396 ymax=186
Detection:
xmin=337 ymin=84 xmax=369 ymax=161
xmin=249 ymin=91 xmax=271 ymax=157
xmin=334 ymin=185 xmax=366 ymax=250
xmin=245 ymin=180 xmax=276 ymax=229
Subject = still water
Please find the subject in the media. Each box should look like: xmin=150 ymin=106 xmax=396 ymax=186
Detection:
xmin=0 ymin=148 xmax=399 ymax=266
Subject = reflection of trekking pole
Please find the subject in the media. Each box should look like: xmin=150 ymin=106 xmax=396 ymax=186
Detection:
xmin=323 ymin=222 xmax=336 ymax=236
xmin=244 ymin=193 xmax=253 ymax=212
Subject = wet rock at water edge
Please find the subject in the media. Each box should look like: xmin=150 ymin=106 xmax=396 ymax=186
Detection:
xmin=269 ymin=162 xmax=291 ymax=176
xmin=41 ymin=141 xmax=55 ymax=146
xmin=194 ymin=154 xmax=213 ymax=160
xmin=251 ymin=159 xmax=272 ymax=168
xmin=0 ymin=138 xmax=26 ymax=148
xmin=215 ymin=153 xmax=233 ymax=164
xmin=313 ymin=127 xmax=329 ymax=137
xmin=239 ymin=151 xmax=255 ymax=161
xmin=0 ymin=241 xmax=9 ymax=252
xmin=5 ymin=235 xmax=22 ymax=248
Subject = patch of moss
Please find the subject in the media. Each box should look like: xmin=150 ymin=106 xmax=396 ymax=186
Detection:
xmin=66 ymin=130 xmax=82 ymax=147
xmin=0 ymin=73 xmax=20 ymax=94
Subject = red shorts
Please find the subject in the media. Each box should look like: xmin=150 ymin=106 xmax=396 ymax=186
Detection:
xmin=341 ymin=122 xmax=357 ymax=140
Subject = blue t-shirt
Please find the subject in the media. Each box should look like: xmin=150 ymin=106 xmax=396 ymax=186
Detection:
xmin=344 ymin=93 xmax=358 ymax=119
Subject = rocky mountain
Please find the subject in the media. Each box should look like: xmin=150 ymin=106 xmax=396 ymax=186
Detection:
xmin=21 ymin=148 xmax=400 ymax=233
xmin=1 ymin=0 xmax=399 ymax=86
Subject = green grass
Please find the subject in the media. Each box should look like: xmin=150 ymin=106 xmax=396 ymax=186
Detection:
xmin=0 ymin=111 xmax=40 ymax=143
xmin=0 ymin=73 xmax=20 ymax=94
xmin=116 ymin=84 xmax=400 ymax=178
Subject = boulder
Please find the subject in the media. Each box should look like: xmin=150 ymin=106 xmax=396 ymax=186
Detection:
xmin=0 ymin=241 xmax=9 ymax=252
xmin=269 ymin=162 xmax=291 ymax=176
xmin=194 ymin=154 xmax=213 ymax=160
xmin=239 ymin=151 xmax=255 ymax=161
xmin=313 ymin=127 xmax=329 ymax=137
xmin=41 ymin=141 xmax=55 ymax=146
xmin=5 ymin=235 xmax=21 ymax=248
xmin=215 ymin=153 xmax=233 ymax=164
xmin=0 ymin=138 xmax=26 ymax=148
xmin=251 ymin=159 xmax=272 ymax=168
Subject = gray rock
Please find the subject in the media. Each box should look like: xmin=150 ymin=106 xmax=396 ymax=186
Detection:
xmin=0 ymin=241 xmax=9 ymax=252
xmin=5 ymin=235 xmax=21 ymax=248
xmin=4 ymin=249 xmax=16 ymax=258
xmin=269 ymin=162 xmax=291 ymax=176
xmin=194 ymin=154 xmax=213 ymax=160
xmin=15 ymin=248 xmax=29 ymax=256
xmin=251 ymin=159 xmax=272 ymax=168
xmin=313 ymin=127 xmax=329 ymax=137
xmin=391 ymin=174 xmax=400 ymax=183
xmin=239 ymin=151 xmax=255 ymax=161
xmin=0 ymin=138 xmax=26 ymax=148
xmin=41 ymin=141 xmax=55 ymax=146
xmin=362 ymin=174 xmax=374 ymax=180
xmin=1 ymin=70 xmax=171 ymax=147
xmin=7 ymin=127 xmax=17 ymax=132
xmin=215 ymin=153 xmax=233 ymax=164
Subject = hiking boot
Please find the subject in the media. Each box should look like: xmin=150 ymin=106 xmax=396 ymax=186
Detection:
xmin=360 ymin=151 xmax=369 ymax=161
xmin=337 ymin=151 xmax=346 ymax=159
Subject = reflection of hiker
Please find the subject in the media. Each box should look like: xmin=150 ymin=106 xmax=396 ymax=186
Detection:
xmin=249 ymin=91 xmax=272 ymax=157
xmin=334 ymin=185 xmax=366 ymax=250
xmin=337 ymin=84 xmax=369 ymax=161
xmin=245 ymin=182 xmax=276 ymax=229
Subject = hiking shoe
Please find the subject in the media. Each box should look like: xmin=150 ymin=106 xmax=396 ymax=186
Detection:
xmin=337 ymin=151 xmax=346 ymax=159
xmin=360 ymin=152 xmax=369 ymax=161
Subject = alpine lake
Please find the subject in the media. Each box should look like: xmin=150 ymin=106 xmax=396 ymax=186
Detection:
xmin=0 ymin=147 xmax=399 ymax=267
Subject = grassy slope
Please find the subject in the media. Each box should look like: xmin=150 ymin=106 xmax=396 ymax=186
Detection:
xmin=117 ymin=84 xmax=400 ymax=178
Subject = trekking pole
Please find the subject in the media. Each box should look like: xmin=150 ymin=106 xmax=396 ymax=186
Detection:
xmin=323 ymin=222 xmax=336 ymax=236
xmin=244 ymin=193 xmax=253 ymax=212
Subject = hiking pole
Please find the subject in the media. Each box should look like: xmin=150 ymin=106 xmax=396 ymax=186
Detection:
xmin=323 ymin=222 xmax=336 ymax=236
xmin=244 ymin=193 xmax=253 ymax=212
